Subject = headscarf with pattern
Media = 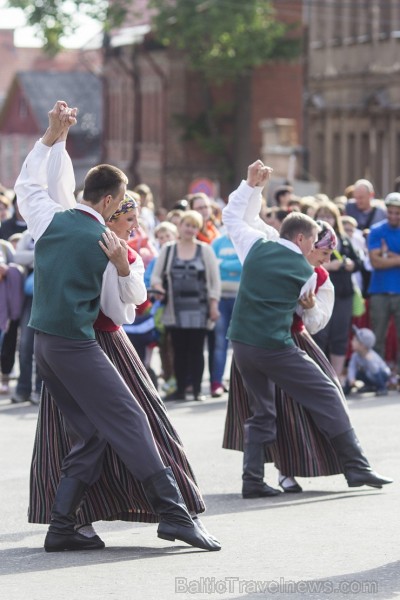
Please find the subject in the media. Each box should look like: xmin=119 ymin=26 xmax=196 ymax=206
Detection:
xmin=314 ymin=220 xmax=337 ymax=250
xmin=108 ymin=193 xmax=139 ymax=222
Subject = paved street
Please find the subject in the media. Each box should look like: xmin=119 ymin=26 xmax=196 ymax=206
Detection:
xmin=1 ymin=379 xmax=399 ymax=600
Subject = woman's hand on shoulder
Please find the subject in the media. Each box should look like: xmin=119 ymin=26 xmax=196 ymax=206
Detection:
xmin=299 ymin=290 xmax=316 ymax=309
xmin=99 ymin=229 xmax=130 ymax=276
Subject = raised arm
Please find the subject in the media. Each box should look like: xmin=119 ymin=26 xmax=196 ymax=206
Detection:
xmin=222 ymin=160 xmax=275 ymax=263
xmin=15 ymin=101 xmax=77 ymax=240
xmin=47 ymin=143 xmax=76 ymax=209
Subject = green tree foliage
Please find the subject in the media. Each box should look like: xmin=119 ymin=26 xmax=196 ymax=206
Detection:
xmin=6 ymin=0 xmax=127 ymax=54
xmin=6 ymin=0 xmax=301 ymax=183
xmin=7 ymin=0 xmax=300 ymax=69
xmin=148 ymin=0 xmax=301 ymax=183
xmin=149 ymin=0 xmax=300 ymax=82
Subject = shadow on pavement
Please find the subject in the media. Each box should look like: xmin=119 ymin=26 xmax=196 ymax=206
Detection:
xmin=0 ymin=400 xmax=39 ymax=417
xmin=0 ymin=543 xmax=206 ymax=576
xmin=226 ymin=560 xmax=400 ymax=599
xmin=201 ymin=488 xmax=386 ymax=517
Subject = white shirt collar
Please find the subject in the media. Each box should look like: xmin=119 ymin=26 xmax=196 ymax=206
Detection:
xmin=76 ymin=203 xmax=105 ymax=225
xmin=277 ymin=238 xmax=302 ymax=254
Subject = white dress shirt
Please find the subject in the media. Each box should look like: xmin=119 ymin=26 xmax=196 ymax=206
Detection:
xmin=15 ymin=140 xmax=146 ymax=325
xmin=222 ymin=180 xmax=317 ymax=298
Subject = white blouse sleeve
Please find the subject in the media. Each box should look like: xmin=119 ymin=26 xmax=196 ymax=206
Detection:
xmin=100 ymin=255 xmax=147 ymax=325
xmin=301 ymin=277 xmax=335 ymax=334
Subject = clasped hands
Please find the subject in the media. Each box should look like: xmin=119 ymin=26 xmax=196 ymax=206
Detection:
xmin=43 ymin=100 xmax=78 ymax=146
xmin=246 ymin=160 xmax=273 ymax=188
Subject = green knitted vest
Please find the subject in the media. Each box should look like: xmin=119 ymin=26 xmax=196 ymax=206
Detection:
xmin=228 ymin=238 xmax=313 ymax=349
xmin=30 ymin=210 xmax=108 ymax=340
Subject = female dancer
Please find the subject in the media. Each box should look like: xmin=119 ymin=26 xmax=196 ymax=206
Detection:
xmin=223 ymin=221 xmax=345 ymax=493
xmin=29 ymin=164 xmax=209 ymax=539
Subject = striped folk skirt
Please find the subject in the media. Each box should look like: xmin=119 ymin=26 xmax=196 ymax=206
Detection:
xmin=223 ymin=330 xmax=343 ymax=477
xmin=29 ymin=328 xmax=205 ymax=525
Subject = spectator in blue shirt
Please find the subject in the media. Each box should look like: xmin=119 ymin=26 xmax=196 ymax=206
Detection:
xmin=210 ymin=233 xmax=242 ymax=397
xmin=367 ymin=192 xmax=400 ymax=383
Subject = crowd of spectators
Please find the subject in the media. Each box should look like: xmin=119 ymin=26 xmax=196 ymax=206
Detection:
xmin=0 ymin=174 xmax=399 ymax=404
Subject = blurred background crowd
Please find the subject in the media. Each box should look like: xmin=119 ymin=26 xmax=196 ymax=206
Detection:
xmin=0 ymin=173 xmax=399 ymax=405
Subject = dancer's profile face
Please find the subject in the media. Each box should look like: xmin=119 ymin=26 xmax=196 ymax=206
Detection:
xmin=308 ymin=247 xmax=332 ymax=267
xmin=108 ymin=209 xmax=139 ymax=241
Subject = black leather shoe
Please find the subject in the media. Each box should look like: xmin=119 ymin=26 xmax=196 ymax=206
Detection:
xmin=44 ymin=477 xmax=106 ymax=552
xmin=158 ymin=521 xmax=220 ymax=551
xmin=191 ymin=515 xmax=220 ymax=544
xmin=331 ymin=429 xmax=393 ymax=489
xmin=242 ymin=442 xmax=281 ymax=498
xmin=345 ymin=470 xmax=392 ymax=489
xmin=44 ymin=531 xmax=105 ymax=552
xmin=143 ymin=467 xmax=221 ymax=551
xmin=242 ymin=481 xmax=281 ymax=498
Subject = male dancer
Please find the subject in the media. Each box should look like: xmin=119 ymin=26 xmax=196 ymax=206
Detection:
xmin=15 ymin=101 xmax=220 ymax=552
xmin=223 ymin=160 xmax=392 ymax=498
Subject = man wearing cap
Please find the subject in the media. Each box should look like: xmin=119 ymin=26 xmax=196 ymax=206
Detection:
xmin=367 ymin=192 xmax=400 ymax=384
xmin=344 ymin=326 xmax=391 ymax=396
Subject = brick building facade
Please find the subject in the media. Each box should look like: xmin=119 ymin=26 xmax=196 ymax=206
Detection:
xmin=306 ymin=0 xmax=400 ymax=198
xmin=103 ymin=1 xmax=303 ymax=207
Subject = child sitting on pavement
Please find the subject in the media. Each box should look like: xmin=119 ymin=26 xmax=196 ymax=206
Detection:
xmin=344 ymin=326 xmax=391 ymax=396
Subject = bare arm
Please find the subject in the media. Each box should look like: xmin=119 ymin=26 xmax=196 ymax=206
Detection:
xmin=369 ymin=247 xmax=400 ymax=269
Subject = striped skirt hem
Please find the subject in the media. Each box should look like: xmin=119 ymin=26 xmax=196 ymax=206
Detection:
xmin=28 ymin=328 xmax=205 ymax=524
xmin=222 ymin=330 xmax=343 ymax=477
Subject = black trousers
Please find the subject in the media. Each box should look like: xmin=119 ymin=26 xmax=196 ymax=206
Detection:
xmin=169 ymin=328 xmax=207 ymax=395
xmin=232 ymin=341 xmax=351 ymax=446
xmin=1 ymin=318 xmax=19 ymax=376
xmin=34 ymin=332 xmax=164 ymax=486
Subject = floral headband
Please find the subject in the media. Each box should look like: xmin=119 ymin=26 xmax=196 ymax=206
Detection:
xmin=314 ymin=220 xmax=337 ymax=250
xmin=108 ymin=193 xmax=139 ymax=222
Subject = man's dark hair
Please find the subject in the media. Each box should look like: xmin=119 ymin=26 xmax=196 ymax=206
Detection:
xmin=83 ymin=164 xmax=128 ymax=205
xmin=280 ymin=211 xmax=318 ymax=241
xmin=274 ymin=185 xmax=293 ymax=206
xmin=276 ymin=209 xmax=290 ymax=223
